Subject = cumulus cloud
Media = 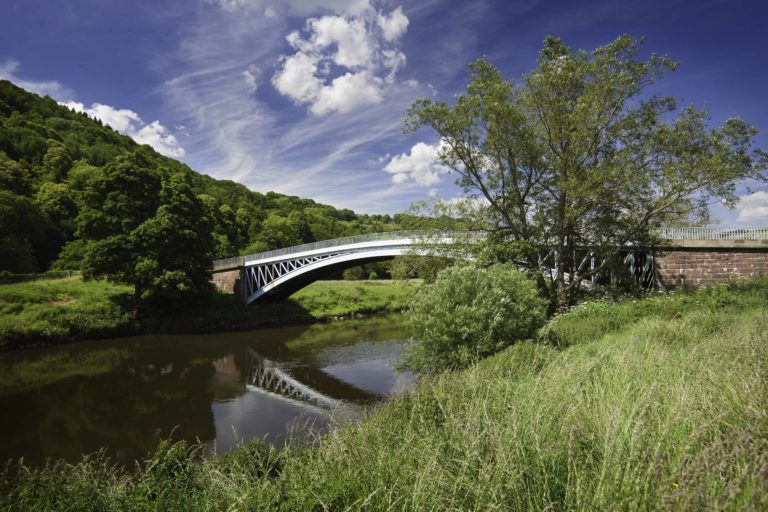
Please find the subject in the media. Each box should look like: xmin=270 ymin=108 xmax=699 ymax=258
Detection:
xmin=61 ymin=101 xmax=185 ymax=158
xmin=271 ymin=2 xmax=409 ymax=115
xmin=312 ymin=71 xmax=382 ymax=114
xmin=132 ymin=121 xmax=186 ymax=158
xmin=0 ymin=60 xmax=74 ymax=101
xmin=383 ymin=140 xmax=449 ymax=186
xmin=736 ymin=191 xmax=768 ymax=223
xmin=377 ymin=6 xmax=408 ymax=42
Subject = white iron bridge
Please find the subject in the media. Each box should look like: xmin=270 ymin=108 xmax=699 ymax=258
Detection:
xmin=212 ymin=227 xmax=768 ymax=305
xmin=213 ymin=230 xmax=481 ymax=304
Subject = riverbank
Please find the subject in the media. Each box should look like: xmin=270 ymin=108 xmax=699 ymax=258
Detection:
xmin=2 ymin=278 xmax=766 ymax=510
xmin=0 ymin=277 xmax=420 ymax=350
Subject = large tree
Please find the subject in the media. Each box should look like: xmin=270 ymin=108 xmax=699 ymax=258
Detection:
xmin=405 ymin=35 xmax=767 ymax=306
xmin=78 ymin=150 xmax=214 ymax=314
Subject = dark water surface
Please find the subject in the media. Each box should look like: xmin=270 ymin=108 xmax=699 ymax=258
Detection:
xmin=0 ymin=317 xmax=413 ymax=467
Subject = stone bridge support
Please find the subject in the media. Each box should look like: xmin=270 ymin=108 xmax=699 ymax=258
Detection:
xmin=655 ymin=240 xmax=768 ymax=289
xmin=211 ymin=268 xmax=244 ymax=297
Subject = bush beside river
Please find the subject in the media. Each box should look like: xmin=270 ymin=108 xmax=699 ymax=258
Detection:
xmin=0 ymin=277 xmax=420 ymax=350
xmin=2 ymin=278 xmax=766 ymax=510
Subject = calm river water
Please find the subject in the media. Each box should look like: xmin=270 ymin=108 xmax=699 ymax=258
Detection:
xmin=0 ymin=316 xmax=413 ymax=467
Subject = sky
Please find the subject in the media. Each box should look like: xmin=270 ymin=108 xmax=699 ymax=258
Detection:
xmin=1 ymin=0 xmax=767 ymax=222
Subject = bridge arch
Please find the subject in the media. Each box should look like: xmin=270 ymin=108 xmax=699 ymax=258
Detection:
xmin=212 ymin=231 xmax=473 ymax=304
xmin=250 ymin=250 xmax=403 ymax=302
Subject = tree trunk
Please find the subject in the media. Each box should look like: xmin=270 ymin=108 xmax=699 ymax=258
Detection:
xmin=133 ymin=284 xmax=142 ymax=322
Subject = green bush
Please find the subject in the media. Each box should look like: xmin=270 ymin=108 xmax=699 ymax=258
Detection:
xmin=402 ymin=264 xmax=547 ymax=372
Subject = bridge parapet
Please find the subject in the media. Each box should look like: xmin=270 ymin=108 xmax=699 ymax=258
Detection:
xmin=656 ymin=226 xmax=768 ymax=242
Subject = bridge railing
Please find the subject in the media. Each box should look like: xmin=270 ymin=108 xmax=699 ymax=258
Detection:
xmin=657 ymin=226 xmax=768 ymax=241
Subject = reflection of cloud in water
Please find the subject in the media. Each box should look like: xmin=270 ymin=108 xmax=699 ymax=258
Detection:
xmin=314 ymin=339 xmax=407 ymax=367
xmin=322 ymin=356 xmax=411 ymax=396
xmin=207 ymin=388 xmax=329 ymax=456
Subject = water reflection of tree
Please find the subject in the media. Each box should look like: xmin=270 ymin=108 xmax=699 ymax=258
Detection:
xmin=0 ymin=337 xmax=246 ymax=466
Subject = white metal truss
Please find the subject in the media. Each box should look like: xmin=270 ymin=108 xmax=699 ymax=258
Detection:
xmin=246 ymin=349 xmax=342 ymax=410
xmin=243 ymin=250 xmax=355 ymax=301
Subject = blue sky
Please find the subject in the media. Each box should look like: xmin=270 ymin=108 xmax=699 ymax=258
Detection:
xmin=1 ymin=0 xmax=767 ymax=222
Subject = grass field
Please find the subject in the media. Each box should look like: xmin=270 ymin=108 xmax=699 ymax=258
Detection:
xmin=2 ymin=278 xmax=766 ymax=510
xmin=0 ymin=277 xmax=419 ymax=349
xmin=288 ymin=279 xmax=420 ymax=318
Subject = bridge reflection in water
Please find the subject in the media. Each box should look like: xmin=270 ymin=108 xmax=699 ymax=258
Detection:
xmin=244 ymin=347 xmax=370 ymax=417
xmin=204 ymin=321 xmax=412 ymax=455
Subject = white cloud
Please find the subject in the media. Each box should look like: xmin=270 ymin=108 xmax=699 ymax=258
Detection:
xmin=381 ymin=49 xmax=406 ymax=83
xmin=376 ymin=6 xmax=408 ymax=42
xmin=0 ymin=60 xmax=74 ymax=101
xmin=242 ymin=67 xmax=259 ymax=91
xmin=61 ymin=101 xmax=185 ymax=158
xmin=133 ymin=121 xmax=186 ymax=158
xmin=309 ymin=15 xmax=372 ymax=68
xmin=273 ymin=52 xmax=323 ymax=102
xmin=383 ymin=140 xmax=449 ymax=186
xmin=160 ymin=1 xmax=442 ymax=213
xmin=736 ymin=191 xmax=768 ymax=223
xmin=311 ymin=71 xmax=382 ymax=115
xmin=271 ymin=3 xmax=409 ymax=115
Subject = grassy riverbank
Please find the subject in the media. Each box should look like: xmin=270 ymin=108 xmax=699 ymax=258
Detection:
xmin=0 ymin=277 xmax=420 ymax=349
xmin=2 ymin=278 xmax=766 ymax=510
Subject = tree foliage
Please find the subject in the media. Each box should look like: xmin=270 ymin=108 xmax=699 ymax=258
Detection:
xmin=78 ymin=152 xmax=163 ymax=307
xmin=133 ymin=174 xmax=215 ymax=301
xmin=405 ymin=35 xmax=767 ymax=306
xmin=77 ymin=153 xmax=215 ymax=312
xmin=402 ymin=264 xmax=547 ymax=372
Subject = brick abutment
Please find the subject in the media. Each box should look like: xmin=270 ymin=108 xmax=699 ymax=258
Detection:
xmin=655 ymin=246 xmax=768 ymax=288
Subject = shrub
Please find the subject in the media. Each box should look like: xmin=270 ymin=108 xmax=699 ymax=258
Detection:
xmin=402 ymin=264 xmax=547 ymax=372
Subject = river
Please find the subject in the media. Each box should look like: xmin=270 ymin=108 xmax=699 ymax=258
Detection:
xmin=0 ymin=316 xmax=413 ymax=467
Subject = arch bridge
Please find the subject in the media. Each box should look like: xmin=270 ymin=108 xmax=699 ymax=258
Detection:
xmin=212 ymin=227 xmax=768 ymax=304
xmin=212 ymin=231 xmax=480 ymax=304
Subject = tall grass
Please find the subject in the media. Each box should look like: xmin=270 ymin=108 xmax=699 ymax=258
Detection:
xmin=1 ymin=279 xmax=766 ymax=510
